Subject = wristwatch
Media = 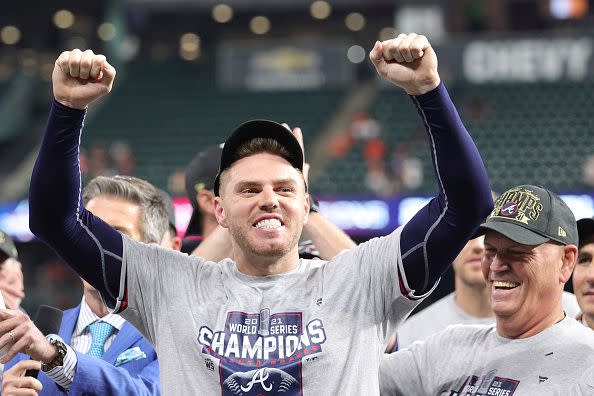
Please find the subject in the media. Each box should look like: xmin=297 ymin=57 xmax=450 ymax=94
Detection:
xmin=41 ymin=335 xmax=67 ymax=372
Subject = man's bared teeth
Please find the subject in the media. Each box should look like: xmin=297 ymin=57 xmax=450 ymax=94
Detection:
xmin=493 ymin=280 xmax=520 ymax=289
xmin=255 ymin=219 xmax=282 ymax=229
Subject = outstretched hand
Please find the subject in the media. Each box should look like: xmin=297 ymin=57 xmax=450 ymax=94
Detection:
xmin=369 ymin=33 xmax=440 ymax=96
xmin=52 ymin=49 xmax=116 ymax=110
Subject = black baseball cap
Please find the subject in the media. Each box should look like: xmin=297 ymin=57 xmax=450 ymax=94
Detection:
xmin=213 ymin=120 xmax=304 ymax=196
xmin=0 ymin=229 xmax=18 ymax=260
xmin=577 ymin=217 xmax=594 ymax=247
xmin=184 ymin=145 xmax=223 ymax=236
xmin=476 ymin=185 xmax=578 ymax=246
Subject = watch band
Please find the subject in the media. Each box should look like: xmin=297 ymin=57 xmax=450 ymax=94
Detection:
xmin=41 ymin=335 xmax=67 ymax=372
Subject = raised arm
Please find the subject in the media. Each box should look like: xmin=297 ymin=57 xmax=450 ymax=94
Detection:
xmin=29 ymin=50 xmax=125 ymax=309
xmin=302 ymin=211 xmax=356 ymax=259
xmin=370 ymin=34 xmax=493 ymax=296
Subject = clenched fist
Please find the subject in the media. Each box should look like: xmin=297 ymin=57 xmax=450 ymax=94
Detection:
xmin=369 ymin=33 xmax=440 ymax=96
xmin=52 ymin=49 xmax=116 ymax=110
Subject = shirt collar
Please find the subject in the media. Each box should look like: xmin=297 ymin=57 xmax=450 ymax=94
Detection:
xmin=73 ymin=296 xmax=126 ymax=337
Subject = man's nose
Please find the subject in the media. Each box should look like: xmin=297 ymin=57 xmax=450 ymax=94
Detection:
xmin=490 ymin=254 xmax=510 ymax=273
xmin=258 ymin=187 xmax=279 ymax=210
xmin=584 ymin=263 xmax=594 ymax=283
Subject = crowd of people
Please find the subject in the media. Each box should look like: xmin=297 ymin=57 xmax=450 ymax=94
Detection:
xmin=0 ymin=33 xmax=592 ymax=395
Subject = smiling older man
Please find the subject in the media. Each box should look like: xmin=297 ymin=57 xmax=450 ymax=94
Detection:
xmin=380 ymin=185 xmax=594 ymax=395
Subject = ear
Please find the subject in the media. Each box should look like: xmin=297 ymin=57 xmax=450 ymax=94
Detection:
xmin=197 ymin=190 xmax=215 ymax=215
xmin=559 ymin=244 xmax=578 ymax=284
xmin=213 ymin=197 xmax=229 ymax=228
xmin=172 ymin=236 xmax=182 ymax=251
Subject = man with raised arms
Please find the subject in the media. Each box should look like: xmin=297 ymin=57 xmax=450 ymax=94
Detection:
xmin=3 ymin=33 xmax=492 ymax=394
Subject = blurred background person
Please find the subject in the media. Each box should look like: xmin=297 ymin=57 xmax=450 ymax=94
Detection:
xmin=158 ymin=189 xmax=182 ymax=251
xmin=574 ymin=216 xmax=594 ymax=329
xmin=182 ymin=144 xmax=225 ymax=255
xmin=387 ymin=235 xmax=493 ymax=352
xmin=0 ymin=230 xmax=24 ymax=312
xmin=0 ymin=229 xmax=24 ymax=381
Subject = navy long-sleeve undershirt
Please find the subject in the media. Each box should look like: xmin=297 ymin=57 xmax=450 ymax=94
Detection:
xmin=28 ymin=83 xmax=492 ymax=310
xmin=399 ymin=83 xmax=492 ymax=296
xmin=29 ymin=101 xmax=124 ymax=309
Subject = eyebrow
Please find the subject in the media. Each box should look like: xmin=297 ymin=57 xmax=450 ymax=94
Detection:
xmin=484 ymin=242 xmax=498 ymax=250
xmin=236 ymin=178 xmax=298 ymax=187
xmin=483 ymin=243 xmax=532 ymax=254
xmin=507 ymin=248 xmax=533 ymax=255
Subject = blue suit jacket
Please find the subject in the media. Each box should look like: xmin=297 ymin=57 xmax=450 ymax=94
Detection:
xmin=5 ymin=305 xmax=160 ymax=395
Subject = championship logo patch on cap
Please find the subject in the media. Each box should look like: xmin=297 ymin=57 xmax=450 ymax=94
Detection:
xmin=489 ymin=187 xmax=543 ymax=225
xmin=499 ymin=201 xmax=519 ymax=217
xmin=477 ymin=184 xmax=578 ymax=246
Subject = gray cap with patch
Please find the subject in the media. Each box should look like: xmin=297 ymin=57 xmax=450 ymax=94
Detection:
xmin=476 ymin=185 xmax=578 ymax=246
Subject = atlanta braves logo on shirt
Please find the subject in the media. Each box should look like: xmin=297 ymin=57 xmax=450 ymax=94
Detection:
xmin=197 ymin=310 xmax=326 ymax=395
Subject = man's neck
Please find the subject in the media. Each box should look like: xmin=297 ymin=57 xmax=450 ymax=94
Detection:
xmin=234 ymin=248 xmax=300 ymax=276
xmin=496 ymin=304 xmax=565 ymax=339
xmin=584 ymin=314 xmax=594 ymax=330
xmin=454 ymin=278 xmax=492 ymax=318
xmin=84 ymin=288 xmax=109 ymax=318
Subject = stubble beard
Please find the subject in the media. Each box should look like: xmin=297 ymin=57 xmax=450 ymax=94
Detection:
xmin=229 ymin=224 xmax=300 ymax=259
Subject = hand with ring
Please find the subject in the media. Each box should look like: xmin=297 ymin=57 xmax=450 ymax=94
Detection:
xmin=0 ymin=309 xmax=57 ymax=364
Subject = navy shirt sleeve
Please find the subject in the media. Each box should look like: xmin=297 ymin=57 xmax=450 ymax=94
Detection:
xmin=29 ymin=100 xmax=125 ymax=310
xmin=399 ymin=83 xmax=493 ymax=296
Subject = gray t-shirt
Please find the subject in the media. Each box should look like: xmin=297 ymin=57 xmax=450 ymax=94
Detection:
xmin=380 ymin=316 xmax=594 ymax=395
xmin=396 ymin=291 xmax=580 ymax=350
xmin=120 ymin=226 xmax=428 ymax=395
xmin=396 ymin=292 xmax=494 ymax=350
